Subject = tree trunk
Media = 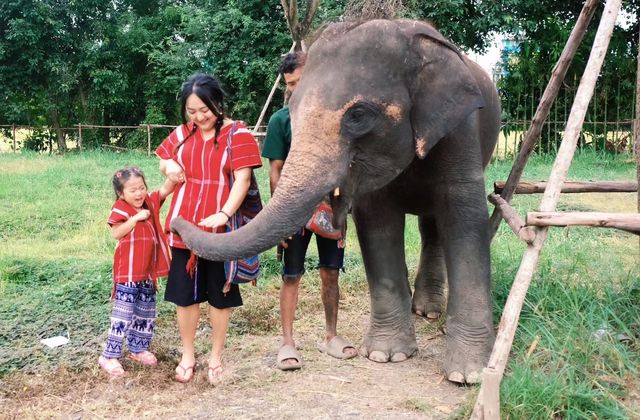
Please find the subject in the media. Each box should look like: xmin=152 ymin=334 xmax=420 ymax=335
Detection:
xmin=50 ymin=109 xmax=67 ymax=153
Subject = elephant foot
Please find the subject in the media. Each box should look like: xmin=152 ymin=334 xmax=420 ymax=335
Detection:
xmin=412 ymin=290 xmax=446 ymax=322
xmin=361 ymin=321 xmax=418 ymax=363
xmin=443 ymin=320 xmax=494 ymax=385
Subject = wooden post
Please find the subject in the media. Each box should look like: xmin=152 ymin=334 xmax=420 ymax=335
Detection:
xmin=488 ymin=0 xmax=600 ymax=239
xmin=494 ymin=180 xmax=638 ymax=194
xmin=488 ymin=193 xmax=535 ymax=244
xmin=146 ymin=124 xmax=151 ymax=157
xmin=12 ymin=124 xmax=16 ymax=152
xmin=471 ymin=1 xmax=621 ymax=417
xmin=635 ymin=22 xmax=640 ymax=249
xmin=253 ymin=43 xmax=295 ymax=132
xmin=77 ymin=123 xmax=82 ymax=151
xmin=526 ymin=211 xmax=640 ymax=234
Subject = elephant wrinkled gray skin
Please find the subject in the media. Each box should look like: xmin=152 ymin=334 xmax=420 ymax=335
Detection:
xmin=172 ymin=19 xmax=500 ymax=384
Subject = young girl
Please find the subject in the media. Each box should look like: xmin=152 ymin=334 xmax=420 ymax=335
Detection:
xmin=98 ymin=166 xmax=175 ymax=379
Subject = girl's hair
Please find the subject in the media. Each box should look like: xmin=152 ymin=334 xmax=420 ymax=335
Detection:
xmin=174 ymin=73 xmax=226 ymax=153
xmin=112 ymin=166 xmax=147 ymax=199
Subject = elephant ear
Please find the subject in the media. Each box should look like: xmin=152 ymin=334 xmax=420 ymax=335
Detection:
xmin=402 ymin=22 xmax=485 ymax=159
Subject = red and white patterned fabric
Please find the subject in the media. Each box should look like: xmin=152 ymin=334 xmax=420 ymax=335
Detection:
xmin=108 ymin=191 xmax=171 ymax=290
xmin=155 ymin=121 xmax=262 ymax=249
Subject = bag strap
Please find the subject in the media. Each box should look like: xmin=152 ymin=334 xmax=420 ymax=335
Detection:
xmin=225 ymin=121 xmax=238 ymax=186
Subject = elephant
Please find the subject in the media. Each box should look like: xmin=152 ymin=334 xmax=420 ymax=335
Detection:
xmin=172 ymin=19 xmax=500 ymax=384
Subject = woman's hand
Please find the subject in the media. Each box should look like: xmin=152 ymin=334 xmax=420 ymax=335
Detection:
xmin=198 ymin=212 xmax=229 ymax=229
xmin=161 ymin=159 xmax=185 ymax=183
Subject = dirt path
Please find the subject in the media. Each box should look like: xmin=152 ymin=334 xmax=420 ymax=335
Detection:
xmin=2 ymin=315 xmax=470 ymax=419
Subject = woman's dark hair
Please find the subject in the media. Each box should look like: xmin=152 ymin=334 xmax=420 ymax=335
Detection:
xmin=175 ymin=73 xmax=226 ymax=153
xmin=112 ymin=166 xmax=147 ymax=200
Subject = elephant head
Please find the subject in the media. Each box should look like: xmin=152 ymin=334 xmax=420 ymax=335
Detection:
xmin=172 ymin=19 xmax=489 ymax=260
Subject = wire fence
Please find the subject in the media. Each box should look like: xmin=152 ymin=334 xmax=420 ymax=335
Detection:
xmin=0 ymin=123 xmax=269 ymax=156
xmin=1 ymin=119 xmax=634 ymax=160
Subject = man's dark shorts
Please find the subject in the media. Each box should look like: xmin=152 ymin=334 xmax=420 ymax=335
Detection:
xmin=283 ymin=228 xmax=344 ymax=279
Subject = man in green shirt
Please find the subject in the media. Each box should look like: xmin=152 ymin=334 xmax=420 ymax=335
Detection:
xmin=262 ymin=52 xmax=357 ymax=371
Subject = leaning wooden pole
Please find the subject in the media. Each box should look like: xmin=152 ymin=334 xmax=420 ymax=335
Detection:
xmin=472 ymin=1 xmax=621 ymax=417
xmin=488 ymin=0 xmax=600 ymax=239
xmin=635 ymin=25 xmax=640 ymax=249
xmin=253 ymin=42 xmax=296 ymax=133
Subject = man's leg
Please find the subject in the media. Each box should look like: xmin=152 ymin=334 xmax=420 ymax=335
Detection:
xmin=317 ymin=236 xmax=357 ymax=358
xmin=279 ymin=275 xmax=301 ymax=367
xmin=277 ymin=229 xmax=311 ymax=369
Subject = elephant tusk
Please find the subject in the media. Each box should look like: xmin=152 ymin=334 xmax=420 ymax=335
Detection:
xmin=333 ymin=187 xmax=340 ymax=197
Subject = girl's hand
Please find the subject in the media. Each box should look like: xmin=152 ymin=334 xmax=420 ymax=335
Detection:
xmin=164 ymin=159 xmax=185 ymax=183
xmin=198 ymin=212 xmax=229 ymax=229
xmin=133 ymin=209 xmax=151 ymax=222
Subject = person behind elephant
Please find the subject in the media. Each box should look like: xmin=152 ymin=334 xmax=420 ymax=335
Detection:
xmin=156 ymin=73 xmax=262 ymax=384
xmin=99 ymin=165 xmax=175 ymax=379
xmin=262 ymin=52 xmax=357 ymax=371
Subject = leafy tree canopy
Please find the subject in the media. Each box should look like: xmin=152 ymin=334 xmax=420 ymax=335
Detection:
xmin=0 ymin=0 xmax=637 ymax=151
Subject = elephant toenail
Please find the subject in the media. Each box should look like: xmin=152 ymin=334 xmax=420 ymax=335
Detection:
xmin=368 ymin=351 xmax=389 ymax=363
xmin=466 ymin=371 xmax=481 ymax=384
xmin=447 ymin=371 xmax=465 ymax=384
xmin=390 ymin=352 xmax=408 ymax=362
xmin=427 ymin=312 xmax=440 ymax=320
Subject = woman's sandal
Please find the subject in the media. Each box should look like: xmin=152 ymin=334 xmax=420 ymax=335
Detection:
xmin=175 ymin=363 xmax=195 ymax=383
xmin=98 ymin=356 xmax=126 ymax=379
xmin=207 ymin=364 xmax=224 ymax=386
xmin=128 ymin=351 xmax=158 ymax=366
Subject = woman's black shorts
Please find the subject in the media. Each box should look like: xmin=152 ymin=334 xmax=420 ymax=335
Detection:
xmin=165 ymin=247 xmax=243 ymax=309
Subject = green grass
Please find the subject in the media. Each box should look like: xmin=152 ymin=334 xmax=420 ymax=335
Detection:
xmin=0 ymin=149 xmax=638 ymax=418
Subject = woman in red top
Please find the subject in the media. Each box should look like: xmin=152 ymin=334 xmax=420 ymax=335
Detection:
xmin=99 ymin=166 xmax=175 ymax=379
xmin=156 ymin=74 xmax=262 ymax=384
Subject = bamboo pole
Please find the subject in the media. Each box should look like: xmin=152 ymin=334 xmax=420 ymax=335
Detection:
xmin=488 ymin=193 xmax=535 ymax=244
xmin=472 ymin=1 xmax=621 ymax=417
xmin=78 ymin=124 xmax=82 ymax=151
xmin=252 ymin=43 xmax=296 ymax=133
xmin=488 ymin=0 xmax=600 ymax=238
xmin=494 ymin=180 xmax=638 ymax=194
xmin=146 ymin=124 xmax=151 ymax=157
xmin=635 ymin=23 xmax=640 ymax=249
xmin=12 ymin=124 xmax=16 ymax=152
xmin=527 ymin=211 xmax=640 ymax=234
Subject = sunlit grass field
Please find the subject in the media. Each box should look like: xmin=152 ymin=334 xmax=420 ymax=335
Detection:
xmin=0 ymin=149 xmax=638 ymax=418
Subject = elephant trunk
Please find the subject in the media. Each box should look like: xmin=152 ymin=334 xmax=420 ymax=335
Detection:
xmin=171 ymin=145 xmax=345 ymax=261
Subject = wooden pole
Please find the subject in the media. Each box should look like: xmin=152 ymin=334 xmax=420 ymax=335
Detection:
xmin=488 ymin=0 xmax=600 ymax=238
xmin=494 ymin=180 xmax=638 ymax=194
xmin=635 ymin=22 xmax=640 ymax=249
xmin=146 ymin=124 xmax=151 ymax=157
xmin=472 ymin=1 xmax=621 ymax=417
xmin=527 ymin=211 xmax=640 ymax=234
xmin=488 ymin=193 xmax=536 ymax=243
xmin=252 ymin=43 xmax=295 ymax=133
xmin=77 ymin=124 xmax=82 ymax=151
xmin=12 ymin=124 xmax=16 ymax=152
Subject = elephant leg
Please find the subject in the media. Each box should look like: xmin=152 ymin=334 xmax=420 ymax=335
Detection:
xmin=433 ymin=181 xmax=495 ymax=384
xmin=352 ymin=192 xmax=418 ymax=363
xmin=412 ymin=216 xmax=447 ymax=321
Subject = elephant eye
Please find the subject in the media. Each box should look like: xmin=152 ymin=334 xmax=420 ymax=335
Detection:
xmin=342 ymin=102 xmax=380 ymax=138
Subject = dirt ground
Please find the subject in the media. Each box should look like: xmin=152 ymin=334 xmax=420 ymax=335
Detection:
xmin=1 ymin=297 xmax=471 ymax=419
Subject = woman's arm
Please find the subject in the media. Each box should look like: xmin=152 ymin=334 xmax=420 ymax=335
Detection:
xmin=198 ymin=167 xmax=252 ymax=229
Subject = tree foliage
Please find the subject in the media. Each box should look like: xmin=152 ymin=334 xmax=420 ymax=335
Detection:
xmin=1 ymin=0 xmax=637 ymax=151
